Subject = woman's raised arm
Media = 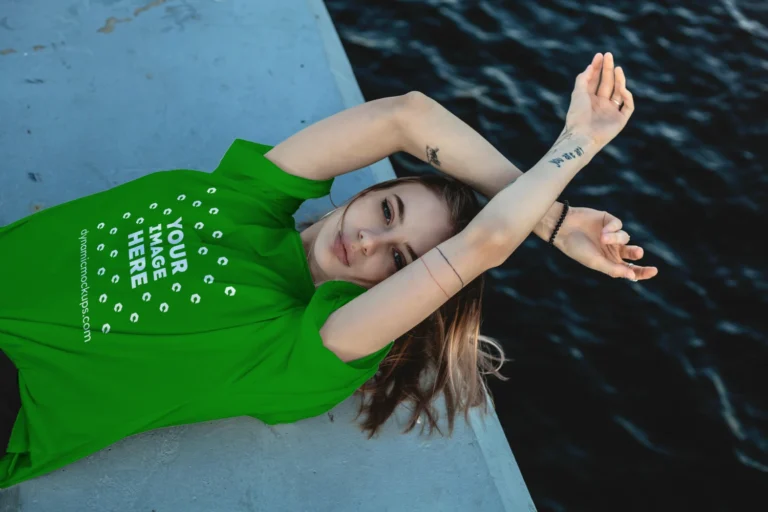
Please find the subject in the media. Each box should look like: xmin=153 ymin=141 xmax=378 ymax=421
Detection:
xmin=262 ymin=88 xmax=565 ymax=242
xmin=321 ymin=126 xmax=599 ymax=362
xmin=321 ymin=56 xmax=636 ymax=362
xmin=396 ymin=91 xmax=565 ymax=241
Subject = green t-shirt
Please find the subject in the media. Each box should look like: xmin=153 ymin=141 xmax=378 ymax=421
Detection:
xmin=0 ymin=139 xmax=394 ymax=489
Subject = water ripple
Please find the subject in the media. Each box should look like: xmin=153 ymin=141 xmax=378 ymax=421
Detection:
xmin=586 ymin=5 xmax=629 ymax=22
xmin=721 ymin=0 xmax=768 ymax=39
xmin=632 ymin=281 xmax=691 ymax=320
xmin=702 ymin=368 xmax=747 ymax=441
xmin=613 ymin=415 xmax=672 ymax=455
xmin=641 ymin=238 xmax=684 ymax=269
xmin=735 ymin=450 xmax=768 ymax=473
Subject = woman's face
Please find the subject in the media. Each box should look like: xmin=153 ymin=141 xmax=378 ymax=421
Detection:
xmin=302 ymin=182 xmax=453 ymax=288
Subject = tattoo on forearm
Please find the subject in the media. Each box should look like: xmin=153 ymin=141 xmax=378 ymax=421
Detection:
xmin=548 ymin=146 xmax=585 ymax=168
xmin=426 ymin=145 xmax=441 ymax=167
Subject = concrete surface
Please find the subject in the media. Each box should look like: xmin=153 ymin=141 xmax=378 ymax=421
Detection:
xmin=0 ymin=0 xmax=537 ymax=510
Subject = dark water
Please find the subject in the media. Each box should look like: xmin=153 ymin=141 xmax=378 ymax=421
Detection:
xmin=326 ymin=1 xmax=767 ymax=510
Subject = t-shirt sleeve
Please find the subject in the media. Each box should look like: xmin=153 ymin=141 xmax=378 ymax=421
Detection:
xmin=297 ymin=279 xmax=395 ymax=376
xmin=213 ymin=138 xmax=335 ymax=226
xmin=241 ymin=280 xmax=395 ymax=426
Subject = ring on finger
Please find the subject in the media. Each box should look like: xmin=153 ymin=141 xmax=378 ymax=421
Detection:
xmin=625 ymin=262 xmax=638 ymax=282
xmin=611 ymin=97 xmax=623 ymax=108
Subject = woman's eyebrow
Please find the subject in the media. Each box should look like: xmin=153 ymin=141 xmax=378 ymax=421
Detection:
xmin=394 ymin=193 xmax=419 ymax=262
xmin=395 ymin=193 xmax=406 ymax=225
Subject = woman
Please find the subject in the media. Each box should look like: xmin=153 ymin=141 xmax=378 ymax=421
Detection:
xmin=0 ymin=52 xmax=656 ymax=488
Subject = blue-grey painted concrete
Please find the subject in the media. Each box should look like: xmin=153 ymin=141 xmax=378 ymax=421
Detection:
xmin=0 ymin=1 xmax=537 ymax=510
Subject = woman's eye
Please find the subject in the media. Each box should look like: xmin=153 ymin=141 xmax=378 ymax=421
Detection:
xmin=393 ymin=250 xmax=404 ymax=271
xmin=382 ymin=198 xmax=392 ymax=224
xmin=382 ymin=199 xmax=403 ymax=270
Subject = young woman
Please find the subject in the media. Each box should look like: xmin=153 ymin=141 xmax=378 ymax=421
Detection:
xmin=0 ymin=52 xmax=656 ymax=488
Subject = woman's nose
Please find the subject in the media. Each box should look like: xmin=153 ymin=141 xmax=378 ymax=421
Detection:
xmin=358 ymin=229 xmax=391 ymax=256
xmin=358 ymin=230 xmax=373 ymax=256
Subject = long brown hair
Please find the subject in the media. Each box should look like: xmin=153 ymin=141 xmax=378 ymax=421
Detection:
xmin=297 ymin=174 xmax=509 ymax=439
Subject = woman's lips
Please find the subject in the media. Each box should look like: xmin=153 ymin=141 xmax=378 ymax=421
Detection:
xmin=336 ymin=232 xmax=350 ymax=266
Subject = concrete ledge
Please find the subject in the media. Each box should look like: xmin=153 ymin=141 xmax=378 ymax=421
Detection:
xmin=0 ymin=0 xmax=536 ymax=510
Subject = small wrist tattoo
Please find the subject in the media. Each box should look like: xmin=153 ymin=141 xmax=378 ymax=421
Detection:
xmin=548 ymin=146 xmax=585 ymax=168
xmin=426 ymin=145 xmax=441 ymax=167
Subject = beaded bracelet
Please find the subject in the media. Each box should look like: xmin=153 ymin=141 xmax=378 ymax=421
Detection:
xmin=548 ymin=200 xmax=569 ymax=247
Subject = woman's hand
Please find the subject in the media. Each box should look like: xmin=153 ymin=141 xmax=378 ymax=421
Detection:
xmin=563 ymin=52 xmax=635 ymax=149
xmin=552 ymin=205 xmax=658 ymax=282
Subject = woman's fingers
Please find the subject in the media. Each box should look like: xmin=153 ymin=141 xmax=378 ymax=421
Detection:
xmin=597 ymin=222 xmax=658 ymax=280
xmin=614 ymin=65 xmax=626 ymax=95
xmin=587 ymin=53 xmax=603 ymax=94
xmin=601 ymin=213 xmax=623 ymax=234
xmin=602 ymin=230 xmax=630 ymax=245
xmin=605 ymin=256 xmax=658 ymax=281
xmin=573 ymin=59 xmax=596 ymax=95
xmin=618 ymin=245 xmax=659 ymax=281
xmin=614 ymin=66 xmax=635 ymax=117
xmin=624 ymin=263 xmax=659 ymax=281
xmin=604 ymin=235 xmax=647 ymax=264
xmin=619 ymin=244 xmax=644 ymax=261
xmin=607 ymin=261 xmax=638 ymax=280
xmin=597 ymin=52 xmax=615 ymax=99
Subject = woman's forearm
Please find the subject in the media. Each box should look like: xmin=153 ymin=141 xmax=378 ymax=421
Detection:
xmin=468 ymin=131 xmax=598 ymax=261
xmin=396 ymin=91 xmax=566 ymax=241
